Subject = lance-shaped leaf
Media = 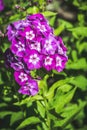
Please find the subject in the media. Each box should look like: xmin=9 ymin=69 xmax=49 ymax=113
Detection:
xmin=17 ymin=116 xmax=41 ymax=130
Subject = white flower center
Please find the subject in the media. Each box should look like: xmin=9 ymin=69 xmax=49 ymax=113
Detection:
xmin=26 ymin=31 xmax=35 ymax=40
xmin=29 ymin=54 xmax=40 ymax=65
xmin=19 ymin=72 xmax=28 ymax=82
xmin=15 ymin=41 xmax=25 ymax=52
xmin=45 ymin=57 xmax=53 ymax=65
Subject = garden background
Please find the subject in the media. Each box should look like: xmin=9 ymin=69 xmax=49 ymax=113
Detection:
xmin=0 ymin=0 xmax=87 ymax=130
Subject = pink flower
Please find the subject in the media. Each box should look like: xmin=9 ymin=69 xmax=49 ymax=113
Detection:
xmin=54 ymin=54 xmax=68 ymax=72
xmin=24 ymin=50 xmax=43 ymax=70
xmin=18 ymin=79 xmax=39 ymax=96
xmin=11 ymin=38 xmax=26 ymax=57
xmin=14 ymin=71 xmax=30 ymax=85
xmin=43 ymin=55 xmax=55 ymax=71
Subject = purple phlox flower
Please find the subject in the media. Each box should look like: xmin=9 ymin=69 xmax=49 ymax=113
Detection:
xmin=28 ymin=39 xmax=41 ymax=53
xmin=24 ymin=50 xmax=43 ymax=70
xmin=54 ymin=54 xmax=68 ymax=72
xmin=4 ymin=48 xmax=16 ymax=68
xmin=43 ymin=55 xmax=55 ymax=71
xmin=19 ymin=26 xmax=36 ymax=42
xmin=18 ymin=78 xmax=39 ymax=96
xmin=7 ymin=20 xmax=30 ymax=42
xmin=11 ymin=60 xmax=24 ymax=71
xmin=42 ymin=35 xmax=57 ymax=55
xmin=26 ymin=13 xmax=53 ymax=37
xmin=26 ymin=13 xmax=48 ymax=24
xmin=14 ymin=20 xmax=30 ymax=29
xmin=7 ymin=23 xmax=19 ymax=42
xmin=14 ymin=71 xmax=30 ymax=85
xmin=11 ymin=60 xmax=30 ymax=73
xmin=4 ymin=48 xmax=25 ymax=71
xmin=0 ymin=0 xmax=4 ymax=11
xmin=11 ymin=38 xmax=26 ymax=57
xmin=56 ymin=36 xmax=68 ymax=57
xmin=37 ymin=23 xmax=52 ymax=37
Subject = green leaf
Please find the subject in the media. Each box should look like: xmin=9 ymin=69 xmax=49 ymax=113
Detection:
xmin=45 ymin=78 xmax=74 ymax=99
xmin=0 ymin=111 xmax=13 ymax=119
xmin=42 ymin=11 xmax=57 ymax=17
xmin=37 ymin=125 xmax=42 ymax=130
xmin=14 ymin=95 xmax=43 ymax=106
xmin=27 ymin=6 xmax=39 ymax=14
xmin=70 ymin=75 xmax=87 ymax=91
xmin=66 ymin=58 xmax=87 ymax=70
xmin=54 ymin=87 xmax=77 ymax=113
xmin=42 ymin=122 xmax=49 ymax=130
xmin=54 ymin=25 xmax=65 ymax=35
xmin=79 ymin=5 xmax=87 ymax=10
xmin=68 ymin=27 xmax=87 ymax=37
xmin=58 ymin=84 xmax=72 ymax=93
xmin=78 ymin=42 xmax=87 ymax=54
xmin=49 ymin=16 xmax=56 ymax=26
xmin=9 ymin=14 xmax=20 ymax=22
xmin=0 ymin=103 xmax=8 ymax=108
xmin=59 ymin=19 xmax=73 ymax=29
xmin=54 ymin=100 xmax=86 ymax=128
xmin=17 ymin=116 xmax=40 ymax=130
xmin=73 ymin=0 xmax=80 ymax=7
xmin=10 ymin=112 xmax=24 ymax=126
xmin=37 ymin=101 xmax=45 ymax=118
xmin=71 ymin=50 xmax=78 ymax=62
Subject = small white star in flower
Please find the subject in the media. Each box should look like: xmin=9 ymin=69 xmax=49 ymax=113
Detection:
xmin=29 ymin=54 xmax=40 ymax=65
xmin=26 ymin=31 xmax=35 ymax=40
xmin=45 ymin=56 xmax=53 ymax=65
xmin=19 ymin=72 xmax=28 ymax=82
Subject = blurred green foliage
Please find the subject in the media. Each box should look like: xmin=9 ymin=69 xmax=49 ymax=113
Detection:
xmin=0 ymin=0 xmax=87 ymax=130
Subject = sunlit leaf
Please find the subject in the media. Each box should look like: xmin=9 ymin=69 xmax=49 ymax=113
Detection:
xmin=54 ymin=100 xmax=86 ymax=127
xmin=45 ymin=78 xmax=74 ymax=99
xmin=0 ymin=111 xmax=13 ymax=119
xmin=10 ymin=112 xmax=24 ymax=126
xmin=54 ymin=87 xmax=76 ymax=113
xmin=17 ymin=116 xmax=40 ymax=129
xmin=68 ymin=27 xmax=87 ymax=37
xmin=66 ymin=58 xmax=87 ymax=70
xmin=37 ymin=101 xmax=45 ymax=118
xmin=42 ymin=11 xmax=57 ymax=17
xmin=70 ymin=75 xmax=87 ymax=91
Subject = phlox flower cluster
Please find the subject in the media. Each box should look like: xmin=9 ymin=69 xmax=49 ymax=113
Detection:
xmin=0 ymin=0 xmax=4 ymax=11
xmin=5 ymin=13 xmax=68 ymax=96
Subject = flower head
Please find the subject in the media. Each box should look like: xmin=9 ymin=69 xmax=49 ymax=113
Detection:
xmin=6 ymin=13 xmax=68 ymax=96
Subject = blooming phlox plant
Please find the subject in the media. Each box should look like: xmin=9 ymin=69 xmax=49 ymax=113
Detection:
xmin=5 ymin=13 xmax=68 ymax=96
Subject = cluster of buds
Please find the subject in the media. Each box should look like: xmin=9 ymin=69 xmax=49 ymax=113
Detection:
xmin=5 ymin=13 xmax=68 ymax=96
